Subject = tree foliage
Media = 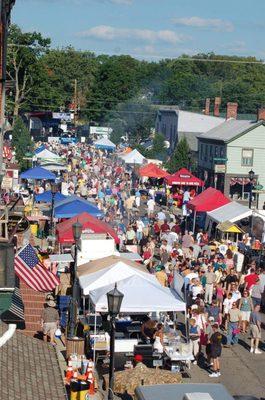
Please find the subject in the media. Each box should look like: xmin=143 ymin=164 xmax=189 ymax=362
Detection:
xmin=166 ymin=137 xmax=190 ymax=173
xmin=12 ymin=117 xmax=32 ymax=169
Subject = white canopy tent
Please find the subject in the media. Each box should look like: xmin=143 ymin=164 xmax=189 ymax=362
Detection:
xmin=35 ymin=148 xmax=61 ymax=160
xmin=120 ymin=149 xmax=146 ymax=165
xmin=77 ymin=257 xmax=159 ymax=295
xmin=206 ymin=201 xmax=252 ymax=224
xmin=89 ymin=274 xmax=186 ymax=313
xmin=94 ymin=137 xmax=116 ymax=149
xmin=41 ymin=162 xmax=67 ymax=171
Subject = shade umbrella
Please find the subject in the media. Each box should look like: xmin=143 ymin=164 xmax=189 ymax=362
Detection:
xmin=35 ymin=190 xmax=67 ymax=203
xmin=20 ymin=166 xmax=56 ymax=180
xmin=104 ymin=362 xmax=182 ymax=396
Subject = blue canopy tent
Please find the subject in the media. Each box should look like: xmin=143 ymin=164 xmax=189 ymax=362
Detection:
xmin=54 ymin=196 xmax=103 ymax=219
xmin=20 ymin=166 xmax=56 ymax=180
xmin=35 ymin=191 xmax=67 ymax=203
xmin=94 ymin=138 xmax=116 ymax=151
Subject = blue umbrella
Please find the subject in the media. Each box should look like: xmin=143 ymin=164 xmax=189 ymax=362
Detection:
xmin=20 ymin=166 xmax=56 ymax=180
xmin=35 ymin=191 xmax=67 ymax=203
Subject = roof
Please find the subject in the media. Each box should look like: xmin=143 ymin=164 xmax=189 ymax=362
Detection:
xmin=207 ymin=201 xmax=252 ymax=224
xmin=217 ymin=221 xmax=245 ymax=233
xmin=0 ymin=323 xmax=66 ymax=400
xmin=199 ymin=118 xmax=262 ymax=142
xmin=135 ymin=383 xmax=234 ymax=400
xmin=188 ymin=187 xmax=231 ymax=212
xmin=158 ymin=108 xmax=225 ymax=134
xmin=56 ymin=212 xmax=119 ymax=244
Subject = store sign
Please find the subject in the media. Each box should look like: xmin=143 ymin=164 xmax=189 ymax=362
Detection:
xmin=214 ymin=164 xmax=226 ymax=173
xmin=7 ymin=216 xmax=29 ymax=234
xmin=90 ymin=127 xmax=113 ymax=136
xmin=179 ymin=174 xmax=191 ymax=178
xmin=1 ymin=177 xmax=13 ymax=189
xmin=52 ymin=112 xmax=72 ymax=121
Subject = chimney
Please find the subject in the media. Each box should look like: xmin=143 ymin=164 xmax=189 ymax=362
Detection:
xmin=204 ymin=98 xmax=210 ymax=115
xmin=214 ymin=97 xmax=221 ymax=117
xmin=226 ymin=102 xmax=238 ymax=120
xmin=257 ymin=107 xmax=265 ymax=121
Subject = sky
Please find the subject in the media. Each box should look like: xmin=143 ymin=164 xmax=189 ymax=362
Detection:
xmin=12 ymin=0 xmax=265 ymax=60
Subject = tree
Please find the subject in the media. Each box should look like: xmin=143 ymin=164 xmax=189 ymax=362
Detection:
xmin=12 ymin=117 xmax=32 ymax=169
xmin=167 ymin=137 xmax=190 ymax=173
xmin=7 ymin=24 xmax=51 ymax=118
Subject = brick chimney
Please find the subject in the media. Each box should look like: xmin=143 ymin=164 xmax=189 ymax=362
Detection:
xmin=257 ymin=107 xmax=265 ymax=121
xmin=214 ymin=97 xmax=221 ymax=117
xmin=226 ymin=102 xmax=238 ymax=120
xmin=204 ymin=98 xmax=210 ymax=115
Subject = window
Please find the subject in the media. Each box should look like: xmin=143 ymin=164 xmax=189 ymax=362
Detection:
xmin=242 ymin=149 xmax=253 ymax=166
xmin=215 ymin=146 xmax=219 ymax=157
xmin=220 ymin=147 xmax=225 ymax=157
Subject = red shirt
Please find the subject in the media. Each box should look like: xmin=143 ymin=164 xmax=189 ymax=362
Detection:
xmin=171 ymin=224 xmax=181 ymax=234
xmin=244 ymin=273 xmax=259 ymax=290
xmin=154 ymin=223 xmax=160 ymax=233
xmin=143 ymin=250 xmax=152 ymax=260
xmin=161 ymin=223 xmax=170 ymax=232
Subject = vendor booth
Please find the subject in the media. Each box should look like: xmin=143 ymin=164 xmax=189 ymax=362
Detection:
xmin=138 ymin=163 xmax=168 ymax=179
xmin=217 ymin=220 xmax=245 ymax=241
xmin=20 ymin=166 xmax=56 ymax=180
xmin=166 ymin=168 xmax=204 ymax=187
xmin=54 ymin=195 xmax=103 ymax=219
xmin=56 ymin=212 xmax=119 ymax=245
xmin=35 ymin=190 xmax=67 ymax=203
xmin=188 ymin=187 xmax=231 ymax=232
xmin=120 ymin=149 xmax=146 ymax=165
xmin=94 ymin=138 xmax=116 ymax=151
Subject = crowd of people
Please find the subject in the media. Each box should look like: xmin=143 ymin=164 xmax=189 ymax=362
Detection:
xmin=9 ymin=141 xmax=264 ymax=379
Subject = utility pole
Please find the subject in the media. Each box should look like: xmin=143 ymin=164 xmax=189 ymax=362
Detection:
xmin=73 ymin=79 xmax=77 ymax=127
xmin=0 ymin=1 xmax=16 ymax=178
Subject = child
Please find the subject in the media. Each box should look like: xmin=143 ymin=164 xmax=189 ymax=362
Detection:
xmin=216 ymin=282 xmax=225 ymax=310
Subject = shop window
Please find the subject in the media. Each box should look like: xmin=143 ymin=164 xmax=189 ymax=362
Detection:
xmin=242 ymin=148 xmax=253 ymax=166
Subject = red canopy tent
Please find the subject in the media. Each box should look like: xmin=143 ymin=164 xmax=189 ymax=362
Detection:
xmin=187 ymin=187 xmax=231 ymax=212
xmin=139 ymin=163 xmax=168 ymax=178
xmin=56 ymin=212 xmax=119 ymax=244
xmin=165 ymin=168 xmax=204 ymax=187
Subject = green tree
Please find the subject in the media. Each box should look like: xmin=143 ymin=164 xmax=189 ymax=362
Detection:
xmin=167 ymin=137 xmax=190 ymax=173
xmin=12 ymin=117 xmax=32 ymax=169
xmin=145 ymin=133 xmax=167 ymax=160
xmin=7 ymin=24 xmax=51 ymax=118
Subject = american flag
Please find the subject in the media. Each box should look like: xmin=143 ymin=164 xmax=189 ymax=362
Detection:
xmin=14 ymin=244 xmax=60 ymax=292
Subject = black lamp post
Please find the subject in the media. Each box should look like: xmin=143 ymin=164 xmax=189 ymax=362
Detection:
xmin=248 ymin=169 xmax=255 ymax=209
xmin=107 ymin=283 xmax=124 ymax=400
xmin=50 ymin=181 xmax=58 ymax=236
xmin=68 ymin=221 xmax=83 ymax=338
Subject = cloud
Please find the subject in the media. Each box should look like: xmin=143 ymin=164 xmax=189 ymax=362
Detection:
xmin=172 ymin=16 xmax=234 ymax=32
xmin=77 ymin=25 xmax=188 ymax=44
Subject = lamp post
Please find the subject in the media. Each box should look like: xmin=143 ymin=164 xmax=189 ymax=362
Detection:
xmin=248 ymin=169 xmax=255 ymax=209
xmin=107 ymin=283 xmax=124 ymax=400
xmin=68 ymin=221 xmax=83 ymax=338
xmin=50 ymin=182 xmax=58 ymax=236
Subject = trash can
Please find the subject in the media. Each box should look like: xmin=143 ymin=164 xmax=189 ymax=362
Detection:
xmin=70 ymin=380 xmax=90 ymax=400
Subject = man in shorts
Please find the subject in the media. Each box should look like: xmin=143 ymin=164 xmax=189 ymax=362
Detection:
xmin=41 ymin=296 xmax=60 ymax=346
xmin=250 ymin=304 xmax=262 ymax=354
xmin=209 ymin=323 xmax=222 ymax=377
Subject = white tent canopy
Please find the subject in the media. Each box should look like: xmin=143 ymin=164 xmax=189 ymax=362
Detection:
xmin=94 ymin=137 xmax=116 ymax=148
xmin=207 ymin=201 xmax=252 ymax=224
xmin=78 ymin=259 xmax=159 ymax=296
xmin=90 ymin=274 xmax=186 ymax=313
xmin=36 ymin=148 xmax=61 ymax=159
xmin=41 ymin=163 xmax=67 ymax=171
xmin=120 ymin=149 xmax=146 ymax=165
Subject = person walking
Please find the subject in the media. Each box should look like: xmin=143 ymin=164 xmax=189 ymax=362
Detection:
xmin=249 ymin=304 xmax=263 ymax=354
xmin=204 ymin=265 xmax=216 ymax=305
xmin=189 ymin=318 xmax=200 ymax=365
xmin=239 ymin=290 xmax=253 ymax=334
xmin=209 ymin=323 xmax=222 ymax=377
xmin=251 ymin=278 xmax=263 ymax=307
xmin=225 ymin=302 xmax=241 ymax=347
xmin=41 ymin=296 xmax=59 ymax=346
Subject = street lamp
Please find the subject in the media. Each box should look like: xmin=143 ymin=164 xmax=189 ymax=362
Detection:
xmin=50 ymin=182 xmax=58 ymax=236
xmin=248 ymin=169 xmax=255 ymax=209
xmin=68 ymin=221 xmax=83 ymax=338
xmin=107 ymin=283 xmax=124 ymax=400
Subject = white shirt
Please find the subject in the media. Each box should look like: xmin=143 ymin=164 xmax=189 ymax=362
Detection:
xmin=157 ymin=211 xmax=166 ymax=221
xmin=223 ymin=298 xmax=233 ymax=314
xmin=191 ymin=284 xmax=203 ymax=299
xmin=136 ymin=220 xmax=145 ymax=233
xmin=231 ymin=290 xmax=241 ymax=302
xmin=147 ymin=199 xmax=155 ymax=211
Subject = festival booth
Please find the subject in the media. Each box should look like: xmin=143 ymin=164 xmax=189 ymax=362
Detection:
xmin=216 ymin=221 xmax=245 ymax=242
xmin=35 ymin=190 xmax=67 ymax=203
xmin=187 ymin=187 xmax=231 ymax=231
xmin=54 ymin=195 xmax=103 ymax=219
xmin=35 ymin=147 xmax=61 ymax=161
xmin=56 ymin=212 xmax=119 ymax=245
xmin=40 ymin=162 xmax=68 ymax=172
xmin=94 ymin=138 xmax=116 ymax=151
xmin=120 ymin=149 xmax=146 ymax=165
xmin=206 ymin=201 xmax=252 ymax=237
xmin=139 ymin=163 xmax=168 ymax=179
xmin=20 ymin=166 xmax=56 ymax=180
